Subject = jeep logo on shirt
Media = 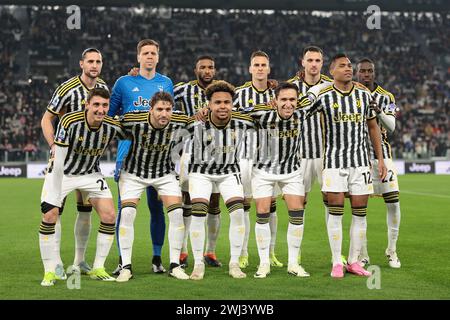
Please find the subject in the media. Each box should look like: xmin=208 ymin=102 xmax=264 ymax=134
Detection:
xmin=133 ymin=96 xmax=151 ymax=107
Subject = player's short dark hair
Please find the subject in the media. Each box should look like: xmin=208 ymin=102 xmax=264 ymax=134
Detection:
xmin=150 ymin=91 xmax=174 ymax=109
xmin=357 ymin=58 xmax=375 ymax=66
xmin=302 ymin=46 xmax=323 ymax=57
xmin=87 ymin=88 xmax=110 ymax=103
xmin=205 ymin=80 xmax=235 ymax=100
xmin=329 ymin=53 xmax=349 ymax=70
xmin=196 ymin=55 xmax=215 ymax=64
xmin=274 ymin=82 xmax=299 ymax=98
xmin=137 ymin=39 xmax=160 ymax=55
xmin=81 ymin=48 xmax=101 ymax=60
xmin=250 ymin=50 xmax=270 ymax=62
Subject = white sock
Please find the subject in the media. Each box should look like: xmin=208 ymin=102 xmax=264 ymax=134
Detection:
xmin=269 ymin=211 xmax=278 ymax=254
xmin=206 ymin=212 xmax=220 ymax=253
xmin=73 ymin=211 xmax=91 ymax=266
xmin=287 ymin=222 xmax=304 ymax=266
xmin=255 ymin=222 xmax=271 ymax=265
xmin=348 ymin=215 xmax=367 ymax=264
xmin=387 ymin=202 xmax=401 ymax=252
xmin=168 ymin=208 xmax=185 ymax=265
xmin=229 ymin=209 xmax=245 ymax=264
xmin=182 ymin=204 xmax=192 ymax=254
xmin=360 ymin=234 xmax=369 ymax=260
xmin=54 ymin=216 xmax=63 ymax=266
xmin=324 ymin=201 xmax=329 ymax=225
xmin=93 ymin=222 xmax=115 ymax=269
xmin=190 ymin=215 xmax=206 ymax=265
xmin=39 ymin=222 xmax=57 ymax=273
xmin=327 ymin=214 xmax=343 ymax=266
xmin=118 ymin=206 xmax=136 ymax=267
xmin=241 ymin=210 xmax=250 ymax=256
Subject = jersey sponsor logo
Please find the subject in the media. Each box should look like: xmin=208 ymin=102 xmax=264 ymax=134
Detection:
xmin=332 ymin=112 xmax=362 ymax=123
xmin=73 ymin=147 xmax=104 ymax=157
xmin=133 ymin=96 xmax=151 ymax=107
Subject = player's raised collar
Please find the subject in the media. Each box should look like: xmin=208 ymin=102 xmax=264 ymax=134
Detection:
xmin=303 ymin=76 xmax=322 ymax=88
xmin=276 ymin=108 xmax=294 ymax=121
xmin=332 ymin=83 xmax=355 ymax=97
xmin=137 ymin=72 xmax=160 ymax=81
xmin=78 ymin=75 xmax=97 ymax=91
xmin=251 ymin=81 xmax=269 ymax=93
xmin=370 ymin=82 xmax=380 ymax=94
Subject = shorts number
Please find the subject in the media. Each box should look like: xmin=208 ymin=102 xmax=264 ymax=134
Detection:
xmin=362 ymin=172 xmax=372 ymax=185
xmin=382 ymin=170 xmax=395 ymax=183
xmin=234 ymin=174 xmax=242 ymax=185
xmin=96 ymin=179 xmax=108 ymax=191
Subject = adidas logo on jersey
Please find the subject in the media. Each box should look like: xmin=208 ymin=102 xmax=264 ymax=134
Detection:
xmin=132 ymin=87 xmax=140 ymax=92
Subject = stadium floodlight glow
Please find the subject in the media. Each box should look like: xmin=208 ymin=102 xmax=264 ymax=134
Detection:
xmin=132 ymin=5 xmax=145 ymax=15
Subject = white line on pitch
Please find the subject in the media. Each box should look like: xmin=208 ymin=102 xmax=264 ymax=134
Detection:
xmin=401 ymin=190 xmax=450 ymax=199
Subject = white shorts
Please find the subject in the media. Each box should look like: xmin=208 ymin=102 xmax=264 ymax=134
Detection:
xmin=322 ymin=166 xmax=374 ymax=195
xmin=41 ymin=171 xmax=112 ymax=207
xmin=119 ymin=171 xmax=181 ymax=201
xmin=301 ymin=158 xmax=323 ymax=193
xmin=372 ymin=158 xmax=400 ymax=195
xmin=180 ymin=152 xmax=219 ymax=194
xmin=252 ymin=168 xmax=305 ymax=199
xmin=179 ymin=152 xmax=190 ymax=192
xmin=189 ymin=172 xmax=244 ymax=203
xmin=239 ymin=159 xmax=253 ymax=198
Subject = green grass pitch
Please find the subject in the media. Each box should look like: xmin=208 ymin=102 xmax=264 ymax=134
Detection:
xmin=1 ymin=175 xmax=449 ymax=300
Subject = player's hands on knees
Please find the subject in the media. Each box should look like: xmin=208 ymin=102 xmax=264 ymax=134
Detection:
xmin=194 ymin=107 xmax=208 ymax=122
xmin=128 ymin=67 xmax=139 ymax=76
xmin=379 ymin=160 xmax=388 ymax=181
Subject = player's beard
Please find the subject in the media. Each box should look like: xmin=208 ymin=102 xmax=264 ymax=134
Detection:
xmin=85 ymin=70 xmax=99 ymax=79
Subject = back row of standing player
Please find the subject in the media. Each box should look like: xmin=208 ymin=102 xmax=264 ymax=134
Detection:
xmin=38 ymin=39 xmax=402 ymax=285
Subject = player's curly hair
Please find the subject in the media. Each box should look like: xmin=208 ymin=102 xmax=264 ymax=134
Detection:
xmin=205 ymin=80 xmax=235 ymax=100
xmin=150 ymin=91 xmax=174 ymax=108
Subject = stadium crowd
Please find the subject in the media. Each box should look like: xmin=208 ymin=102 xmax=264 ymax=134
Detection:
xmin=0 ymin=7 xmax=448 ymax=161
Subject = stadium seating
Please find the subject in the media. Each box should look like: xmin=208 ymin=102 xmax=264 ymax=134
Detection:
xmin=0 ymin=7 xmax=448 ymax=161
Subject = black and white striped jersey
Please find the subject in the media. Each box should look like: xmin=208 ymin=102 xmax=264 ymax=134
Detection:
xmin=47 ymin=76 xmax=109 ymax=116
xmin=247 ymin=104 xmax=307 ymax=175
xmin=233 ymin=81 xmax=275 ymax=112
xmin=53 ymin=111 xmax=124 ymax=175
xmin=369 ymin=84 xmax=397 ymax=159
xmin=174 ymin=80 xmax=209 ymax=116
xmin=287 ymin=74 xmax=332 ymax=159
xmin=186 ymin=112 xmax=254 ymax=175
xmin=121 ymin=111 xmax=189 ymax=179
xmin=308 ymin=83 xmax=377 ymax=169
